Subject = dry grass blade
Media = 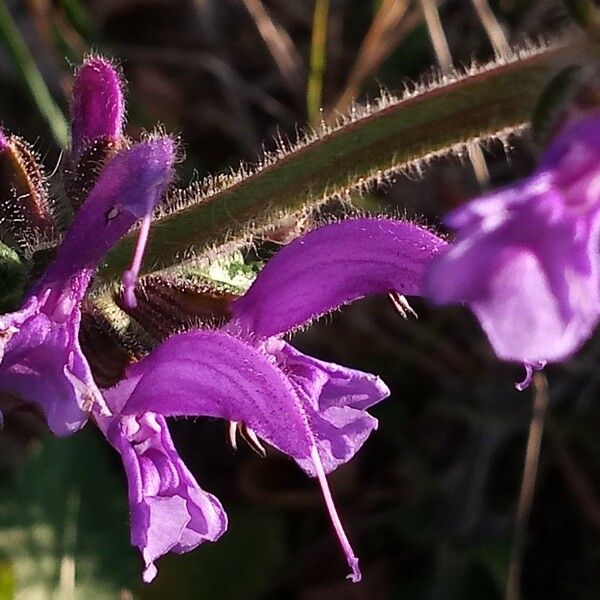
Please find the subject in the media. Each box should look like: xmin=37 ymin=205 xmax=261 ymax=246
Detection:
xmin=419 ymin=0 xmax=452 ymax=71
xmin=419 ymin=0 xmax=489 ymax=184
xmin=327 ymin=0 xmax=415 ymax=120
xmin=505 ymin=373 xmax=549 ymax=600
xmin=241 ymin=0 xmax=303 ymax=94
xmin=307 ymin=0 xmax=329 ymax=125
xmin=471 ymin=0 xmax=511 ymax=58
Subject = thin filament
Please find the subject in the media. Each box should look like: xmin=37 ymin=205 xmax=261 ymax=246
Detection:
xmin=122 ymin=212 xmax=152 ymax=309
xmin=310 ymin=445 xmax=362 ymax=583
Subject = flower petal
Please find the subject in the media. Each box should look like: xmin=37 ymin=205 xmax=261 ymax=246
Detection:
xmin=71 ymin=57 xmax=124 ymax=159
xmin=109 ymin=329 xmax=315 ymax=459
xmin=426 ymin=168 xmax=600 ymax=363
xmin=39 ymin=138 xmax=175 ymax=289
xmin=276 ymin=342 xmax=389 ymax=475
xmin=0 ymin=291 xmax=104 ymax=435
xmin=95 ymin=411 xmax=227 ymax=582
xmin=231 ymin=218 xmax=447 ymax=337
xmin=106 ymin=329 xmax=365 ymax=582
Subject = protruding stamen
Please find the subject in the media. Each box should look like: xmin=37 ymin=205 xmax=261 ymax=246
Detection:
xmin=122 ymin=212 xmax=153 ymax=309
xmin=515 ymin=360 xmax=547 ymax=391
xmin=239 ymin=424 xmax=267 ymax=458
xmin=227 ymin=422 xmax=267 ymax=458
xmin=388 ymin=292 xmax=418 ymax=320
xmin=310 ymin=445 xmax=361 ymax=583
xmin=228 ymin=421 xmax=239 ymax=451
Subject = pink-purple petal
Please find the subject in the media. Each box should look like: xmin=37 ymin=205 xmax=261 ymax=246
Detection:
xmin=231 ymin=218 xmax=447 ymax=338
xmin=111 ymin=329 xmax=315 ymax=459
xmin=0 ymin=284 xmax=105 ymax=435
xmin=107 ymin=328 xmax=366 ymax=582
xmin=426 ymin=114 xmax=600 ymax=363
xmin=276 ymin=341 xmax=388 ymax=475
xmin=0 ymin=136 xmax=174 ymax=434
xmin=39 ymin=138 xmax=174 ymax=289
xmin=95 ymin=411 xmax=227 ymax=582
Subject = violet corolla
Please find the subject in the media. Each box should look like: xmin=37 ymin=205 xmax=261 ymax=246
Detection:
xmin=104 ymin=217 xmax=447 ymax=582
xmin=425 ymin=114 xmax=600 ymax=381
xmin=0 ymin=57 xmax=175 ymax=434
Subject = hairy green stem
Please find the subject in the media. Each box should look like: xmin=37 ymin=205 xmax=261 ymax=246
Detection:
xmin=100 ymin=38 xmax=597 ymax=281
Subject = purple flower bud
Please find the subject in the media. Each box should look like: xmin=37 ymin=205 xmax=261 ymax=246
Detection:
xmin=71 ymin=56 xmax=125 ymax=161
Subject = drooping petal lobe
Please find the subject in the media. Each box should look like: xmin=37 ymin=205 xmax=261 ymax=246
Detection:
xmin=0 ymin=277 xmax=106 ymax=435
xmin=426 ymin=113 xmax=600 ymax=363
xmin=71 ymin=57 xmax=124 ymax=159
xmin=274 ymin=341 xmax=389 ymax=476
xmin=231 ymin=218 xmax=447 ymax=337
xmin=95 ymin=411 xmax=227 ymax=582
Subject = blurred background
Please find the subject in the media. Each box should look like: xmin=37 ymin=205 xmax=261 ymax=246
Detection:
xmin=0 ymin=0 xmax=599 ymax=598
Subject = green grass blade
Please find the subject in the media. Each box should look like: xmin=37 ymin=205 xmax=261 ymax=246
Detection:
xmin=100 ymin=38 xmax=597 ymax=281
xmin=0 ymin=3 xmax=69 ymax=147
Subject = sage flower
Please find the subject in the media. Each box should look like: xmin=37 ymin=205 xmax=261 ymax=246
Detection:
xmin=0 ymin=58 xmax=175 ymax=434
xmin=425 ymin=114 xmax=600 ymax=369
xmin=105 ymin=217 xmax=447 ymax=581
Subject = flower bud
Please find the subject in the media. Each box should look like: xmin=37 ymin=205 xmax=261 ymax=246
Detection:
xmin=0 ymin=130 xmax=56 ymax=257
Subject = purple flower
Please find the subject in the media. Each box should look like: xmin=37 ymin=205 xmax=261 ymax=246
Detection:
xmin=0 ymin=58 xmax=175 ymax=434
xmin=105 ymin=217 xmax=447 ymax=581
xmin=425 ymin=114 xmax=600 ymax=367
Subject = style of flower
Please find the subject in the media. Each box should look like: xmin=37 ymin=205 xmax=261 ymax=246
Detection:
xmin=101 ymin=217 xmax=447 ymax=581
xmin=0 ymin=57 xmax=175 ymax=434
xmin=425 ymin=113 xmax=600 ymax=375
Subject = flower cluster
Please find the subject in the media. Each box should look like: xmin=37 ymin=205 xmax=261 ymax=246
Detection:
xmin=0 ymin=55 xmax=598 ymax=584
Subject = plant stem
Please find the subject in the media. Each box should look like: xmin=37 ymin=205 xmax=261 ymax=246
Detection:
xmin=505 ymin=373 xmax=549 ymax=600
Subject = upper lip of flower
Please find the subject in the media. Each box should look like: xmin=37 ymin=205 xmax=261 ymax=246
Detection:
xmin=0 ymin=56 xmax=176 ymax=436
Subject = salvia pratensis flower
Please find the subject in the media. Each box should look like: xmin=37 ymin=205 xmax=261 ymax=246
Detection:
xmin=0 ymin=56 xmax=175 ymax=434
xmin=103 ymin=217 xmax=447 ymax=581
xmin=425 ymin=113 xmax=600 ymax=384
